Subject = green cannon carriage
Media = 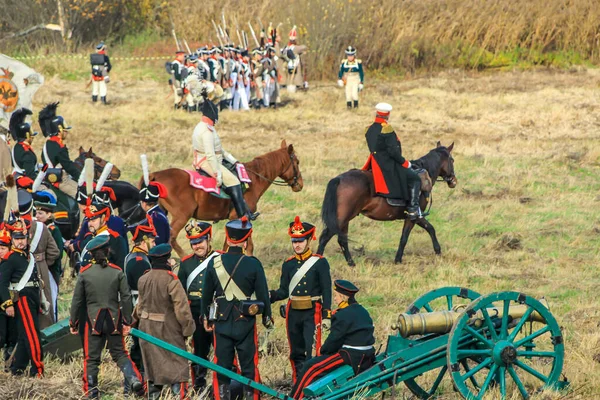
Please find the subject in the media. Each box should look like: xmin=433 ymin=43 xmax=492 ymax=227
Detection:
xmin=130 ymin=287 xmax=568 ymax=400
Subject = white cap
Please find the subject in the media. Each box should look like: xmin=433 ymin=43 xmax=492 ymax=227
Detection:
xmin=375 ymin=103 xmax=393 ymax=114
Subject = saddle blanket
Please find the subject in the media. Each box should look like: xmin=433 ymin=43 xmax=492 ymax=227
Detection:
xmin=183 ymin=170 xmax=221 ymax=194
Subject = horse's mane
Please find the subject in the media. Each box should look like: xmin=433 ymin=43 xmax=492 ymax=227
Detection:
xmin=244 ymin=147 xmax=288 ymax=177
xmin=411 ymin=147 xmax=449 ymax=175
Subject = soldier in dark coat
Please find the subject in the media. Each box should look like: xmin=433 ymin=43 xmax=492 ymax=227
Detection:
xmin=0 ymin=228 xmax=17 ymax=364
xmin=270 ymin=216 xmax=332 ymax=384
xmin=133 ymin=243 xmax=195 ymax=399
xmin=362 ymin=103 xmax=422 ymax=219
xmin=201 ymin=217 xmax=272 ymax=400
xmin=38 ymin=102 xmax=80 ymax=198
xmin=9 ymin=109 xmax=39 ymax=188
xmin=291 ymin=280 xmax=376 ymax=400
xmin=124 ymin=217 xmax=157 ymax=375
xmin=178 ymin=220 xmax=217 ymax=392
xmin=69 ymin=235 xmax=142 ymax=399
xmin=139 ymin=182 xmax=170 ymax=245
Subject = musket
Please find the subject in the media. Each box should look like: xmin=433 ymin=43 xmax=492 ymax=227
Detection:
xmin=248 ymin=22 xmax=260 ymax=48
xmin=236 ymin=30 xmax=242 ymax=49
xmin=256 ymin=18 xmax=264 ymax=32
xmin=172 ymin=29 xmax=182 ymax=51
xmin=85 ymin=77 xmax=93 ymax=89
xmin=212 ymin=20 xmax=224 ymax=47
xmin=221 ymin=11 xmax=227 ymax=33
xmin=183 ymin=39 xmax=192 ymax=55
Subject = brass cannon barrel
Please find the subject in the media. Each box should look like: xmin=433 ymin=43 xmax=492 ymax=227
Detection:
xmin=394 ymin=299 xmax=548 ymax=338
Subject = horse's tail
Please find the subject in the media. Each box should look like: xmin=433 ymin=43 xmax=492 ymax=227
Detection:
xmin=321 ymin=177 xmax=341 ymax=235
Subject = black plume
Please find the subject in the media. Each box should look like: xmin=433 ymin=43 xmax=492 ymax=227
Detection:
xmin=38 ymin=102 xmax=59 ymax=136
xmin=9 ymin=108 xmax=32 ymax=137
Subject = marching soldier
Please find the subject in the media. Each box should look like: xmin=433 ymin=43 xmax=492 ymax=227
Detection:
xmin=69 ymin=235 xmax=143 ymax=398
xmin=90 ymin=42 xmax=112 ymax=104
xmin=0 ymin=215 xmax=44 ymax=377
xmin=270 ymin=216 xmax=332 ymax=384
xmin=263 ymin=46 xmax=280 ymax=108
xmin=33 ymin=191 xmax=64 ymax=322
xmin=170 ymin=50 xmax=186 ymax=110
xmin=124 ymin=217 xmax=157 ymax=374
xmin=192 ymin=97 xmax=259 ymax=220
xmin=139 ymin=181 xmax=170 ymax=245
xmin=363 ymin=103 xmax=422 ymax=220
xmin=38 ymin=102 xmax=80 ymax=198
xmin=133 ymin=243 xmax=195 ymax=399
xmin=201 ymin=217 xmax=272 ymax=400
xmin=178 ymin=220 xmax=218 ymax=392
xmin=280 ymin=26 xmax=308 ymax=91
xmin=250 ymin=48 xmax=265 ymax=109
xmin=291 ymin=280 xmax=376 ymax=400
xmin=9 ymin=108 xmax=39 ymax=188
xmin=337 ymin=46 xmax=364 ymax=109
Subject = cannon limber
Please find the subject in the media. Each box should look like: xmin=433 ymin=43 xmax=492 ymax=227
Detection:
xmin=129 ymin=286 xmax=568 ymax=399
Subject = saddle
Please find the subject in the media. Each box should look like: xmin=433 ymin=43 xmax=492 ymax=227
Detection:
xmin=385 ymin=169 xmax=433 ymax=207
xmin=183 ymin=162 xmax=252 ymax=199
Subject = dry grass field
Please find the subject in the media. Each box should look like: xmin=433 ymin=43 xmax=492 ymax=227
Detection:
xmin=1 ymin=63 xmax=600 ymax=399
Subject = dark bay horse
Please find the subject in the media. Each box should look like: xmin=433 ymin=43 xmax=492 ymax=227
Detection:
xmin=318 ymin=142 xmax=457 ymax=266
xmin=148 ymin=140 xmax=303 ymax=257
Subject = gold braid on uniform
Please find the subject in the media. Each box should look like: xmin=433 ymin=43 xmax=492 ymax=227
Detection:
xmin=1 ymin=299 xmax=13 ymax=310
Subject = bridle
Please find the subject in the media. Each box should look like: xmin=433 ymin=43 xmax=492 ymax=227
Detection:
xmin=435 ymin=154 xmax=456 ymax=185
xmin=245 ymin=152 xmax=300 ymax=188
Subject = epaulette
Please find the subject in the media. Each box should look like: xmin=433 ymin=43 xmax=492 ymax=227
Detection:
xmin=381 ymin=123 xmax=394 ymax=134
xmin=108 ymin=262 xmax=122 ymax=271
xmin=48 ymin=225 xmax=55 ymax=231
xmin=2 ymin=251 xmax=13 ymax=260
xmin=80 ymin=263 xmax=92 ymax=273
xmin=181 ymin=254 xmax=194 ymax=262
xmin=312 ymin=253 xmax=324 ymax=258
xmin=215 ymin=250 xmax=225 ymax=254
xmin=285 ymin=255 xmax=295 ymax=262
xmin=168 ymin=271 xmax=179 ymax=280
xmin=108 ymin=229 xmax=119 ymax=238
xmin=356 ymin=59 xmax=362 ymax=63
xmin=341 ymin=59 xmax=346 ymax=64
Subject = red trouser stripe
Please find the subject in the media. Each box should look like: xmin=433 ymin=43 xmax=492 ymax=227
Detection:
xmin=293 ymin=353 xmax=343 ymax=399
xmin=180 ymin=382 xmax=187 ymax=399
xmin=253 ymin=324 xmax=260 ymax=400
xmin=83 ymin=322 xmax=90 ymax=393
xmin=296 ymin=358 xmax=345 ymax=399
xmin=18 ymin=296 xmax=44 ymax=377
xmin=285 ymin=301 xmax=297 ymax=384
xmin=212 ymin=331 xmax=220 ymax=400
xmin=313 ymin=302 xmax=323 ymax=356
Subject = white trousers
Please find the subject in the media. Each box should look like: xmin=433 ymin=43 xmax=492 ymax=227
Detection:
xmin=92 ymin=80 xmax=107 ymax=97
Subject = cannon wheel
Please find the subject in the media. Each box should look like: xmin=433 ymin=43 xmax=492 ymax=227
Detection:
xmin=403 ymin=287 xmax=482 ymax=399
xmin=447 ymin=291 xmax=565 ymax=400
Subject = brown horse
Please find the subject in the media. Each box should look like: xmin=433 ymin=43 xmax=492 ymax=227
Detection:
xmin=74 ymin=147 xmax=122 ymax=180
xmin=148 ymin=140 xmax=303 ymax=257
xmin=318 ymin=142 xmax=457 ymax=266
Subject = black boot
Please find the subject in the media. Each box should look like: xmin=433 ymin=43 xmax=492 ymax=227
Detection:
xmin=192 ymin=364 xmax=207 ymax=392
xmin=346 ymin=101 xmax=352 ymax=109
xmin=86 ymin=375 xmax=100 ymax=399
xmin=219 ymin=384 xmax=231 ymax=400
xmin=406 ymin=179 xmax=423 ymax=221
xmin=353 ymin=100 xmax=359 ymax=108
xmin=101 ymin=96 xmax=108 ymax=105
xmin=147 ymin=382 xmax=162 ymax=400
xmin=92 ymin=95 xmax=98 ymax=102
xmin=224 ymin=185 xmax=260 ymax=220
xmin=243 ymin=386 xmax=255 ymax=400
xmin=121 ymin=362 xmax=143 ymax=395
xmin=188 ymin=104 xmax=196 ymax=112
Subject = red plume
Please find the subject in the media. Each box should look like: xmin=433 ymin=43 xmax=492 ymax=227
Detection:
xmin=100 ymin=186 xmax=116 ymax=201
xmin=150 ymin=182 xmax=168 ymax=198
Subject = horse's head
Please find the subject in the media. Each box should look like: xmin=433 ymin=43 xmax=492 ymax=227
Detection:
xmin=77 ymin=146 xmax=122 ymax=180
xmin=279 ymin=140 xmax=303 ymax=192
xmin=436 ymin=141 xmax=457 ymax=188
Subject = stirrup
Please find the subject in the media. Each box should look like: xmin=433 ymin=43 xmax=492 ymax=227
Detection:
xmin=247 ymin=211 xmax=260 ymax=221
xmin=406 ymin=208 xmax=423 ymax=221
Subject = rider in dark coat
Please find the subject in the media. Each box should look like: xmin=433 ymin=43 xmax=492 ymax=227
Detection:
xmin=363 ymin=103 xmax=422 ymax=219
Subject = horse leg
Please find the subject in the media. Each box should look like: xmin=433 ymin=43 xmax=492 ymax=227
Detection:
xmin=416 ymin=218 xmax=442 ymax=255
xmin=170 ymin=217 xmax=187 ymax=258
xmin=317 ymin=227 xmax=335 ymax=255
xmin=337 ymin=223 xmax=355 ymax=267
xmin=395 ymin=219 xmax=416 ymax=264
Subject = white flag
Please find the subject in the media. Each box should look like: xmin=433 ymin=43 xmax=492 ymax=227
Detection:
xmin=0 ymin=54 xmax=45 ymax=130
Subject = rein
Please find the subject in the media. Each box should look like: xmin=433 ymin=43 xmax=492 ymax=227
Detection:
xmin=245 ymin=152 xmax=299 ymax=188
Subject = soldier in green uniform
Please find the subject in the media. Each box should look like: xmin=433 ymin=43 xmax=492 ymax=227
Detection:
xmin=33 ymin=191 xmax=64 ymax=322
xmin=38 ymin=102 xmax=80 ymax=198
xmin=270 ymin=216 xmax=332 ymax=384
xmin=201 ymin=217 xmax=272 ymax=400
xmin=337 ymin=46 xmax=364 ymax=109
xmin=0 ymin=215 xmax=44 ymax=377
xmin=9 ymin=108 xmax=39 ymax=189
xmin=69 ymin=235 xmax=142 ymax=399
xmin=178 ymin=219 xmax=217 ymax=392
xmin=291 ymin=280 xmax=376 ymax=399
xmin=363 ymin=103 xmax=422 ymax=220
xmin=124 ymin=217 xmax=157 ymax=375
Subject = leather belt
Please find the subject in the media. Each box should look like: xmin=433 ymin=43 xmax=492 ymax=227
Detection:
xmin=289 ymin=296 xmax=322 ymax=301
xmin=189 ymin=291 xmax=202 ymax=297
xmin=140 ymin=311 xmax=165 ymax=322
xmin=9 ymin=282 xmax=38 ymax=290
xmin=342 ymin=345 xmax=374 ymax=351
